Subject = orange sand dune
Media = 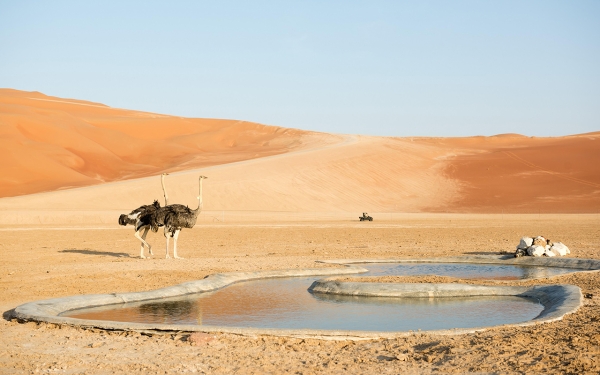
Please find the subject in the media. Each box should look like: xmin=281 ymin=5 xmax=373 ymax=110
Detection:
xmin=428 ymin=133 xmax=600 ymax=213
xmin=0 ymin=89 xmax=598 ymax=216
xmin=0 ymin=89 xmax=311 ymax=197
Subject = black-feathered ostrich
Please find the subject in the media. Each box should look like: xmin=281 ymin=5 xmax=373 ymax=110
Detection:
xmin=149 ymin=175 xmax=207 ymax=259
xmin=118 ymin=173 xmax=169 ymax=258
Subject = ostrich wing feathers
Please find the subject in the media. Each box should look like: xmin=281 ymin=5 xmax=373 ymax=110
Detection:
xmin=118 ymin=200 xmax=161 ymax=226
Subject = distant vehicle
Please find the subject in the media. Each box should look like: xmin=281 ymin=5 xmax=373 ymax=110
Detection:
xmin=359 ymin=212 xmax=373 ymax=221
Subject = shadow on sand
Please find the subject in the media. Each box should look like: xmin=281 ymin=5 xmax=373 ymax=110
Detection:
xmin=60 ymin=249 xmax=132 ymax=258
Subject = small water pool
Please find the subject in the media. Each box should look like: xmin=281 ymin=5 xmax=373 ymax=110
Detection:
xmin=362 ymin=262 xmax=578 ymax=280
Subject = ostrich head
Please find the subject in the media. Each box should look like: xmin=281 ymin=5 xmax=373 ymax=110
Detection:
xmin=118 ymin=214 xmax=129 ymax=226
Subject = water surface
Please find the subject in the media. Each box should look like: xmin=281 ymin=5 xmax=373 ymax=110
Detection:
xmin=64 ymin=262 xmax=576 ymax=331
xmin=362 ymin=262 xmax=577 ymax=280
xmin=66 ymin=275 xmax=544 ymax=332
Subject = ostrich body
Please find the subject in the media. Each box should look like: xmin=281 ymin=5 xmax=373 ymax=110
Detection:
xmin=149 ymin=175 xmax=207 ymax=259
xmin=118 ymin=173 xmax=169 ymax=258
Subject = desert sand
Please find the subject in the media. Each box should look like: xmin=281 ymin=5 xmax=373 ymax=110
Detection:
xmin=1 ymin=89 xmax=599 ymax=374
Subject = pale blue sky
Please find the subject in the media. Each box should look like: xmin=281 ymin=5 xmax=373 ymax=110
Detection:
xmin=1 ymin=1 xmax=598 ymax=136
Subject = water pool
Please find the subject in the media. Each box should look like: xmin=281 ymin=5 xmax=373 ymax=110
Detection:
xmin=45 ymin=257 xmax=595 ymax=335
xmin=65 ymin=276 xmax=544 ymax=332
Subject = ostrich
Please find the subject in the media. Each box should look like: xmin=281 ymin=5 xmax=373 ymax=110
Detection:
xmin=117 ymin=173 xmax=169 ymax=258
xmin=118 ymin=200 xmax=161 ymax=258
xmin=149 ymin=175 xmax=207 ymax=259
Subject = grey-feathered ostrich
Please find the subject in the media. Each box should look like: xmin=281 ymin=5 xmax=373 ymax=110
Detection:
xmin=118 ymin=200 xmax=160 ymax=258
xmin=118 ymin=173 xmax=169 ymax=258
xmin=149 ymin=175 xmax=207 ymax=259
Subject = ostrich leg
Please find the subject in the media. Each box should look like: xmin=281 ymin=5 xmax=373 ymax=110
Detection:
xmin=173 ymin=229 xmax=184 ymax=259
xmin=134 ymin=227 xmax=152 ymax=259
xmin=164 ymin=228 xmax=171 ymax=259
xmin=144 ymin=227 xmax=154 ymax=256
xmin=141 ymin=227 xmax=153 ymax=256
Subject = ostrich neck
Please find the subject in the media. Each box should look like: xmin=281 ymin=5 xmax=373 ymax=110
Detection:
xmin=161 ymin=174 xmax=169 ymax=206
xmin=195 ymin=177 xmax=204 ymax=211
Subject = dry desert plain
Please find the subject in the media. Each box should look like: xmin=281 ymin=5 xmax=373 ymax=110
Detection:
xmin=1 ymin=89 xmax=600 ymax=374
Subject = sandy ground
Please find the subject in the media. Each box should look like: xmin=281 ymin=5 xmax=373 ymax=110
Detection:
xmin=1 ymin=215 xmax=600 ymax=374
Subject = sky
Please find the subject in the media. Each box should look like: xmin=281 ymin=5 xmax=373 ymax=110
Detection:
xmin=1 ymin=1 xmax=599 ymax=137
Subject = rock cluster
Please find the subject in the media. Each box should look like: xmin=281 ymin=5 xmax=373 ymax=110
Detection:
xmin=515 ymin=236 xmax=570 ymax=257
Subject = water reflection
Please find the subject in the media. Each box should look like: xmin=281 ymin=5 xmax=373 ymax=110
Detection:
xmin=137 ymin=300 xmax=198 ymax=324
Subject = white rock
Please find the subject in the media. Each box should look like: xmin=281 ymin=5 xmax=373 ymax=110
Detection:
xmin=549 ymin=248 xmax=561 ymax=257
xmin=545 ymin=248 xmax=556 ymax=257
xmin=527 ymin=245 xmax=546 ymax=257
xmin=517 ymin=237 xmax=533 ymax=250
xmin=532 ymin=236 xmax=548 ymax=247
xmin=550 ymin=242 xmax=570 ymax=256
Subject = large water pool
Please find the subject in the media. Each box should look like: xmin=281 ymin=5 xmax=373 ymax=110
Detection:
xmin=63 ymin=262 xmax=569 ymax=332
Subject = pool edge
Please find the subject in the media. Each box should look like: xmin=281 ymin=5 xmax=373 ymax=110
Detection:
xmin=7 ymin=257 xmax=593 ymax=340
